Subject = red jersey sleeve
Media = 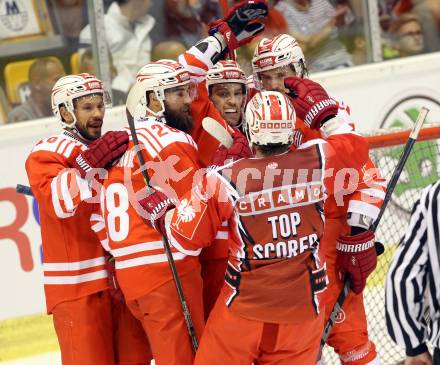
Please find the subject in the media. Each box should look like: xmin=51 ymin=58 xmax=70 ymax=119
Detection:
xmin=347 ymin=159 xmax=387 ymax=222
xmin=168 ymin=172 xmax=234 ymax=256
xmin=190 ymin=82 xmax=232 ymax=167
xmin=178 ymin=36 xmax=223 ymax=83
xmin=128 ymin=122 xmax=201 ymax=201
xmin=25 ymin=136 xmax=92 ymax=219
xmin=90 ymin=205 xmax=111 ymax=253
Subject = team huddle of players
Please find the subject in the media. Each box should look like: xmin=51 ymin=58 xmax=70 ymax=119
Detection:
xmin=25 ymin=1 xmax=386 ymax=365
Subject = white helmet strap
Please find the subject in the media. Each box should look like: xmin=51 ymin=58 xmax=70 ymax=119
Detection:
xmin=142 ymin=89 xmax=166 ymax=118
xmin=59 ymin=101 xmax=77 ymax=129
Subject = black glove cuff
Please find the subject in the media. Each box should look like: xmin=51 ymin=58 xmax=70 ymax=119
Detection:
xmin=320 ymin=114 xmax=338 ymax=126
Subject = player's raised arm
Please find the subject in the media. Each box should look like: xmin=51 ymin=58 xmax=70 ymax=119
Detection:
xmin=179 ymin=0 xmax=269 ymax=82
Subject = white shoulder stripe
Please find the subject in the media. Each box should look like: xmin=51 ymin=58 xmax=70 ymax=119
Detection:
xmin=297 ymin=138 xmax=327 ymax=150
xmin=60 ymin=170 xmax=75 ymax=212
xmin=136 ymin=133 xmax=159 ymax=159
xmin=32 ymin=134 xmax=81 ymax=158
xmin=51 ymin=175 xmax=76 ymax=218
xmin=141 ymin=127 xmax=163 ymax=152
xmin=63 ymin=141 xmax=76 ymax=158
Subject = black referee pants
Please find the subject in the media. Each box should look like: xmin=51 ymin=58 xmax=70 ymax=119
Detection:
xmin=434 ymin=347 xmax=440 ymax=364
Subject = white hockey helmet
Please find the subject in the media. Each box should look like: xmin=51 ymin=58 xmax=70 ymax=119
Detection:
xmin=127 ymin=59 xmax=194 ymax=118
xmin=244 ymin=91 xmax=295 ymax=146
xmin=252 ymin=34 xmax=307 ymax=83
xmin=51 ymin=73 xmax=111 ymax=128
xmin=206 ymin=60 xmax=247 ymax=89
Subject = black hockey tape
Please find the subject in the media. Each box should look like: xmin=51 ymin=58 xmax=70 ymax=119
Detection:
xmin=16 ymin=184 xmax=34 ymax=197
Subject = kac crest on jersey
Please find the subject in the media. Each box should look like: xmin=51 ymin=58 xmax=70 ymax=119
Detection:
xmin=172 ymin=198 xmax=207 ymax=240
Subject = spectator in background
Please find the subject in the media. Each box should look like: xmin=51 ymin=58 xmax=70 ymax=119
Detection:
xmin=379 ymin=0 xmax=440 ymax=53
xmin=233 ymin=0 xmax=288 ymax=75
xmin=52 ymin=0 xmax=87 ymax=51
xmin=151 ymin=41 xmax=187 ymax=61
xmin=275 ymin=0 xmax=353 ymax=72
xmin=411 ymin=1 xmax=440 ymax=51
xmin=79 ymin=0 xmax=155 ymax=94
xmin=164 ymin=0 xmax=207 ymax=47
xmin=79 ymin=49 xmax=126 ymax=105
xmin=385 ymin=13 xmax=425 ymax=59
xmin=260 ymin=0 xmax=288 ymax=38
xmin=8 ymin=58 xmax=65 ymax=123
xmin=340 ymin=22 xmax=369 ymax=65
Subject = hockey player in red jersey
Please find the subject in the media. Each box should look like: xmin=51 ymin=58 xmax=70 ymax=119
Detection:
xmin=252 ymin=34 xmax=385 ymax=365
xmin=25 ymin=73 xmax=150 ymax=365
xmin=99 ymin=60 xmax=206 ymax=365
xmin=140 ymin=86 xmax=378 ymax=364
xmin=177 ymin=0 xmax=268 ymax=166
xmin=168 ymin=1 xmax=268 ymax=320
xmin=189 ymin=59 xmax=248 ymax=319
xmin=206 ymin=60 xmax=247 ymax=129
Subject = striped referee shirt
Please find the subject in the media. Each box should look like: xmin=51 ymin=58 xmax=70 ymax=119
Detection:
xmin=385 ymin=180 xmax=440 ymax=356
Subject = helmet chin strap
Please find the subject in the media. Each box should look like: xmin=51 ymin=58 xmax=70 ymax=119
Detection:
xmin=60 ymin=104 xmax=94 ymax=145
xmin=64 ymin=125 xmax=94 ymax=145
xmin=136 ymin=89 xmax=165 ymax=119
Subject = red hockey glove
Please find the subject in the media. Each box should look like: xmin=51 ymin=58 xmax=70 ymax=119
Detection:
xmin=209 ymin=0 xmax=268 ymax=52
xmin=284 ymin=76 xmax=338 ymax=130
xmin=104 ymin=257 xmax=124 ymax=302
xmin=69 ymin=131 xmax=129 ymax=178
xmin=336 ymin=230 xmax=378 ymax=294
xmin=211 ymin=129 xmax=252 ymax=166
xmin=138 ymin=189 xmax=176 ymax=236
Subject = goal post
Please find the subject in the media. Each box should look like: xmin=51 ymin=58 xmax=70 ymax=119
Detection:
xmin=323 ymin=123 xmax=440 ymax=365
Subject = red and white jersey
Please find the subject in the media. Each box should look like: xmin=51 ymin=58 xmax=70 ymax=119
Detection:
xmin=182 ymin=37 xmax=385 ymax=226
xmin=99 ymin=117 xmax=200 ymax=300
xmin=25 ymin=130 xmax=108 ymax=313
xmin=168 ymin=133 xmax=369 ymax=324
xmin=321 ymin=95 xmax=386 ymax=222
xmin=179 ymin=40 xmax=234 ymax=168
xmin=178 ymin=38 xmax=236 ymax=258
xmin=287 ymin=93 xmax=386 ymax=222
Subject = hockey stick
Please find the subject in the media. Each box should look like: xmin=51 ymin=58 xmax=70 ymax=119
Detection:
xmin=202 ymin=116 xmax=234 ymax=148
xmin=319 ymin=107 xmax=430 ymax=354
xmin=16 ymin=184 xmax=34 ymax=196
xmin=125 ymin=88 xmax=199 ymax=352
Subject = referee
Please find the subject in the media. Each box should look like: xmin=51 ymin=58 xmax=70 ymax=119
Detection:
xmin=386 ymin=181 xmax=440 ymax=365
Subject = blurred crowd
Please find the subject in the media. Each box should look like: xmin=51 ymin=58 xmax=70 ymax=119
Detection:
xmin=1 ymin=0 xmax=439 ymax=124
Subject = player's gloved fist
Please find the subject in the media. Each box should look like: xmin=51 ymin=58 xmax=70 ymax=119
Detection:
xmin=211 ymin=129 xmax=252 ymax=166
xmin=336 ymin=230 xmax=378 ymax=294
xmin=284 ymin=76 xmax=338 ymax=130
xmin=138 ymin=189 xmax=176 ymax=236
xmin=104 ymin=257 xmax=124 ymax=302
xmin=209 ymin=0 xmax=268 ymax=52
xmin=70 ymin=131 xmax=129 ymax=178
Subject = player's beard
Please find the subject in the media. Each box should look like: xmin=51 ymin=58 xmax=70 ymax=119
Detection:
xmin=75 ymin=121 xmax=101 ymax=141
xmin=163 ymin=102 xmax=194 ymax=134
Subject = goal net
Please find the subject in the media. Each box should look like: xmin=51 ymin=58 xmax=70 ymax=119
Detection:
xmin=323 ymin=124 xmax=440 ymax=365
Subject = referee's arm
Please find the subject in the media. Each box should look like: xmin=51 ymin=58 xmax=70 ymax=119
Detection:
xmin=385 ymin=195 xmax=430 ymax=357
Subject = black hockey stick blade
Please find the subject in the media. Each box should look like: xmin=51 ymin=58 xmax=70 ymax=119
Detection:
xmin=16 ymin=184 xmax=34 ymax=197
